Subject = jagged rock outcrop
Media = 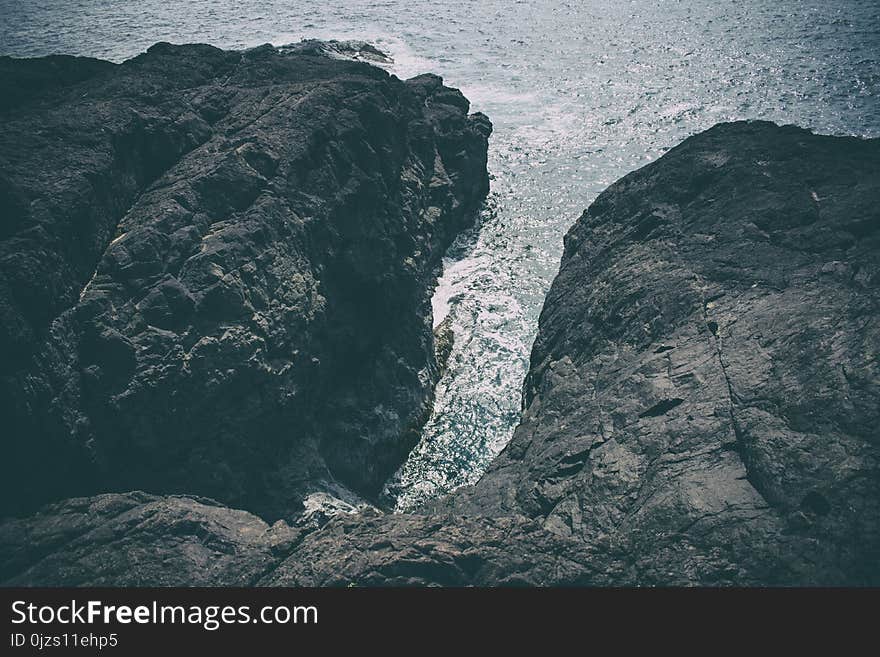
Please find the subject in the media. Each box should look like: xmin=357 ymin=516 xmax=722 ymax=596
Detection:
xmin=0 ymin=43 xmax=491 ymax=520
xmin=272 ymin=121 xmax=880 ymax=586
xmin=2 ymin=113 xmax=877 ymax=585
xmin=279 ymin=40 xmax=394 ymax=64
xmin=447 ymin=120 xmax=880 ymax=585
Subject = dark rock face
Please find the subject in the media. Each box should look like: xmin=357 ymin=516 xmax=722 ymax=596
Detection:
xmin=0 ymin=43 xmax=491 ymax=520
xmin=451 ymin=121 xmax=880 ymax=585
xmin=273 ymin=121 xmax=880 ymax=586
xmin=0 ymin=493 xmax=570 ymax=586
xmin=2 ymin=111 xmax=877 ymax=586
xmin=0 ymin=492 xmax=302 ymax=586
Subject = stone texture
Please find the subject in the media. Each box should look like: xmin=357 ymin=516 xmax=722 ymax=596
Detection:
xmin=2 ymin=109 xmax=878 ymax=586
xmin=0 ymin=43 xmax=491 ymax=520
xmin=0 ymin=492 xmax=302 ymax=586
xmin=456 ymin=120 xmax=880 ymax=585
xmin=276 ymin=121 xmax=880 ymax=586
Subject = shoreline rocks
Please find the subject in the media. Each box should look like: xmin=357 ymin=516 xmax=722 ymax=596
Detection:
xmin=446 ymin=120 xmax=880 ymax=585
xmin=0 ymin=42 xmax=491 ymax=521
xmin=1 ymin=48 xmax=877 ymax=589
xmin=278 ymin=40 xmax=394 ymax=64
xmin=272 ymin=121 xmax=880 ymax=586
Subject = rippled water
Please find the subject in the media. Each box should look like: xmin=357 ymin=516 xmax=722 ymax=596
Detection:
xmin=3 ymin=1 xmax=879 ymax=510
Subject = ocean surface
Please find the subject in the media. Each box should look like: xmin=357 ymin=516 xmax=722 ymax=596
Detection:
xmin=3 ymin=0 xmax=878 ymax=511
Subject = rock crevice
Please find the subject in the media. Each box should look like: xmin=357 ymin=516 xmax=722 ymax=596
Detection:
xmin=1 ymin=63 xmax=878 ymax=588
xmin=0 ymin=43 xmax=491 ymax=520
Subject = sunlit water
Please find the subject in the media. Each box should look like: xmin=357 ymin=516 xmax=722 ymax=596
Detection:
xmin=3 ymin=1 xmax=879 ymax=511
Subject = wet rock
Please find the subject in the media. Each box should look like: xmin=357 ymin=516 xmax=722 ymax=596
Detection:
xmin=0 ymin=492 xmax=302 ymax=586
xmin=297 ymin=492 xmax=380 ymax=530
xmin=278 ymin=40 xmax=394 ymax=65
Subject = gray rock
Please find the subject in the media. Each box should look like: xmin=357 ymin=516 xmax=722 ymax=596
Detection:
xmin=0 ymin=492 xmax=303 ymax=586
xmin=454 ymin=120 xmax=880 ymax=585
xmin=2 ymin=110 xmax=878 ymax=586
xmin=278 ymin=40 xmax=394 ymax=64
xmin=0 ymin=43 xmax=491 ymax=520
xmin=278 ymin=121 xmax=880 ymax=586
xmin=298 ymin=492 xmax=380 ymax=530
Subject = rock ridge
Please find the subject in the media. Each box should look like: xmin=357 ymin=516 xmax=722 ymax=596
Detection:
xmin=0 ymin=42 xmax=491 ymax=520
xmin=1 ymin=61 xmax=878 ymax=587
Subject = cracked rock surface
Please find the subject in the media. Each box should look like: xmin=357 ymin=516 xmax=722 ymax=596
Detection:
xmin=267 ymin=121 xmax=880 ymax=586
xmin=445 ymin=121 xmax=880 ymax=585
xmin=0 ymin=492 xmax=303 ymax=586
xmin=1 ymin=112 xmax=877 ymax=585
xmin=0 ymin=43 xmax=491 ymax=521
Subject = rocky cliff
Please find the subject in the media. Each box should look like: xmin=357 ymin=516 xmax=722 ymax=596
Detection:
xmin=256 ymin=121 xmax=880 ymax=586
xmin=1 ymin=90 xmax=877 ymax=584
xmin=454 ymin=120 xmax=880 ymax=585
xmin=0 ymin=43 xmax=491 ymax=520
